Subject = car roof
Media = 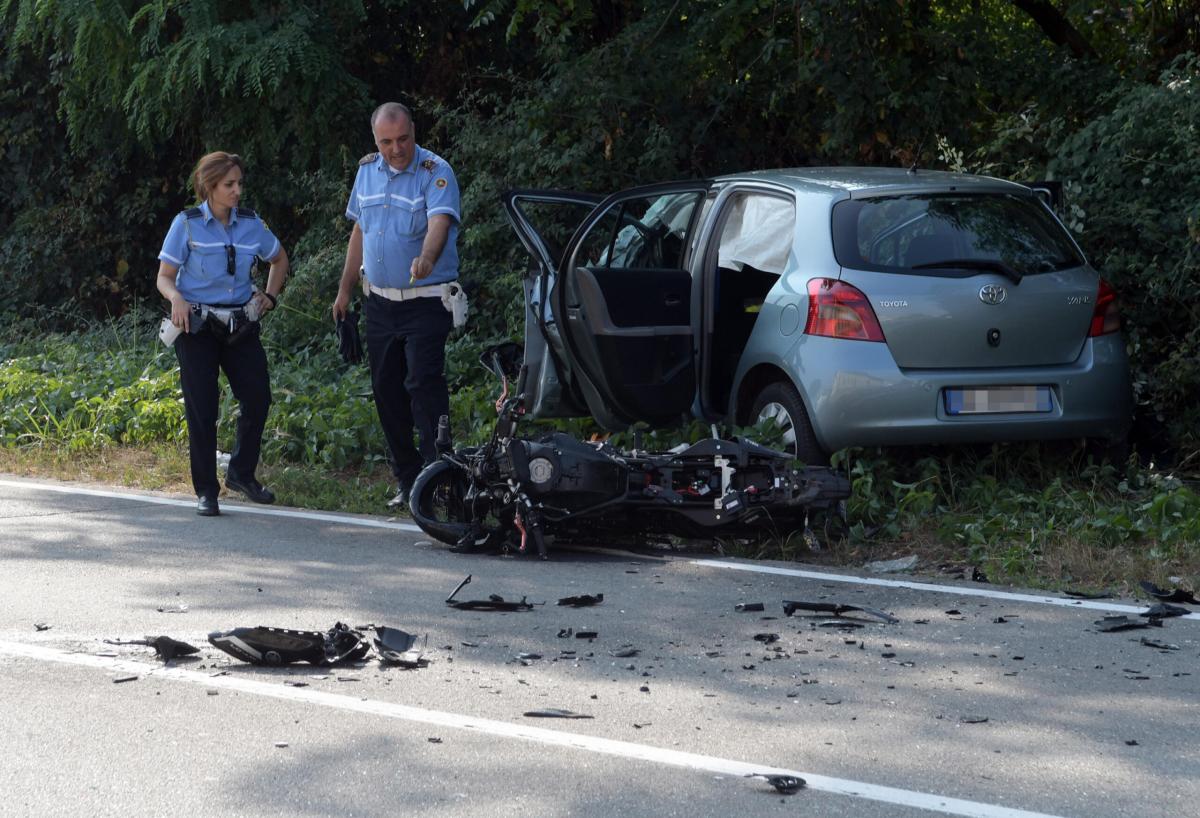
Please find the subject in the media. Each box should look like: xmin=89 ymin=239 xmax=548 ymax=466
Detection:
xmin=718 ymin=167 xmax=1032 ymax=198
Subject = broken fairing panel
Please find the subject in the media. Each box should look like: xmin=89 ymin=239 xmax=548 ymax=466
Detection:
xmin=408 ymin=344 xmax=852 ymax=559
xmin=374 ymin=627 xmax=429 ymax=668
xmin=781 ymin=600 xmax=900 ymax=624
xmin=207 ymin=623 xmax=369 ymax=666
xmin=444 ymin=575 xmax=540 ymax=611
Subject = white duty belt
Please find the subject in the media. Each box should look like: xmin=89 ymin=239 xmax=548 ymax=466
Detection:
xmin=364 ymin=281 xmax=444 ymax=301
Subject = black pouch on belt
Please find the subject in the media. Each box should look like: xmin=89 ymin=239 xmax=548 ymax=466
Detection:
xmin=224 ymin=309 xmax=257 ymax=346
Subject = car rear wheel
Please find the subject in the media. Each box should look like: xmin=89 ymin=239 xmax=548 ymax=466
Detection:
xmin=749 ymin=382 xmax=827 ymax=465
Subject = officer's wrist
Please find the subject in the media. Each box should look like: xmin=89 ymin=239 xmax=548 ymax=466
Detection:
xmin=263 ymin=291 xmax=278 ymax=309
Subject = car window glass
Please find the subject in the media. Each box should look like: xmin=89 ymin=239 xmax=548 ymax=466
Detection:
xmin=834 ymin=193 xmax=1084 ymax=275
xmin=574 ymin=191 xmax=704 ymax=270
xmin=515 ymin=200 xmax=598 ymax=268
xmin=716 ymin=192 xmax=795 ymax=275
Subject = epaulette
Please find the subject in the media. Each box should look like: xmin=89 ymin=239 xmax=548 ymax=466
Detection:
xmin=235 ymin=207 xmax=258 ymax=219
xmin=183 ymin=207 xmax=203 ymax=219
xmin=359 ymin=152 xmax=379 ymax=166
xmin=420 ymin=158 xmax=437 ymax=172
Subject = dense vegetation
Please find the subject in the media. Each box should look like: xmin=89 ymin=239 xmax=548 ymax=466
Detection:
xmin=2 ymin=1 xmax=1199 ymax=580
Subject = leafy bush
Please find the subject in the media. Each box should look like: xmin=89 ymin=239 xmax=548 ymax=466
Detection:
xmin=1051 ymin=57 xmax=1200 ymax=462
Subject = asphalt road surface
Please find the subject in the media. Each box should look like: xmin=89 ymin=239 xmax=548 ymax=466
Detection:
xmin=1 ymin=476 xmax=1197 ymax=818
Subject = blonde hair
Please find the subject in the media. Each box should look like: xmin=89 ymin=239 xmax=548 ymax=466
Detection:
xmin=191 ymin=152 xmax=245 ymax=202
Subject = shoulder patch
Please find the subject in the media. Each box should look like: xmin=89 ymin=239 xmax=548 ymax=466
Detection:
xmin=435 ymin=178 xmax=448 ymax=189
xmin=420 ymin=158 xmax=436 ymax=172
xmin=359 ymin=152 xmax=379 ymax=166
xmin=235 ymin=207 xmax=258 ymax=219
xmin=183 ymin=207 xmax=203 ymax=219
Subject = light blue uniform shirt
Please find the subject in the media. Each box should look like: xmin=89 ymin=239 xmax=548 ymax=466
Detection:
xmin=158 ymin=200 xmax=281 ymax=305
xmin=345 ymin=146 xmax=461 ymax=289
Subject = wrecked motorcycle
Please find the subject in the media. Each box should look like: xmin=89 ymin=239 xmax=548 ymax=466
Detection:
xmin=408 ymin=343 xmax=850 ymax=558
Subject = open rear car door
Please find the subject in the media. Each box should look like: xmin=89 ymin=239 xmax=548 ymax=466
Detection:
xmin=553 ymin=181 xmax=713 ymax=429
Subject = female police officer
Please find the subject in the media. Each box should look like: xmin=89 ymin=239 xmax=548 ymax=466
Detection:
xmin=156 ymin=152 xmax=289 ymax=516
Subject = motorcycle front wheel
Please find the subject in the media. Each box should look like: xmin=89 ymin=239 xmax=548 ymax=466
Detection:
xmin=408 ymin=460 xmax=481 ymax=546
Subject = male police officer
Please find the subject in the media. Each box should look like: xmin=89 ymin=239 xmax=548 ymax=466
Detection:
xmin=332 ymin=102 xmax=461 ymax=509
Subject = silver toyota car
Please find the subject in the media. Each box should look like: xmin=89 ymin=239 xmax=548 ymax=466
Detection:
xmin=502 ymin=168 xmax=1132 ymax=462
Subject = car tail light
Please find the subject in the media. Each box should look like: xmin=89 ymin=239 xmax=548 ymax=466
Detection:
xmin=805 ymin=279 xmax=885 ymax=342
xmin=1088 ymin=279 xmax=1121 ymax=337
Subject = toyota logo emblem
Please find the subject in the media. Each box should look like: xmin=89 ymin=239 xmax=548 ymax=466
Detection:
xmin=979 ymin=284 xmax=1006 ymax=305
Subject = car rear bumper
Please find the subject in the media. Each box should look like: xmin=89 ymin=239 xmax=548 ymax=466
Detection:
xmin=794 ymin=334 xmax=1132 ymax=452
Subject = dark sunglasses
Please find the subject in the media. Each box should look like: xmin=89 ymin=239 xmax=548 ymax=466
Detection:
xmin=225 ymin=245 xmax=236 ymax=276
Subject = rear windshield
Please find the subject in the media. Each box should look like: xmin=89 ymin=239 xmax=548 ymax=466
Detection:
xmin=831 ymin=192 xmax=1084 ymax=276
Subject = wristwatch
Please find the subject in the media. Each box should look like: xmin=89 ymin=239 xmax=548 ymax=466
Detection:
xmin=262 ymin=291 xmax=278 ymax=309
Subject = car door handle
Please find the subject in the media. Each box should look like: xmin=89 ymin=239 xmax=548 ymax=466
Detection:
xmin=664 ymin=295 xmax=682 ymax=307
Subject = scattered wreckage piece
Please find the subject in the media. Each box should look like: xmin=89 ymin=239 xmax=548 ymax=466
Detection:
xmin=445 ymin=575 xmax=540 ymax=612
xmin=523 ymin=708 xmax=594 ymax=719
xmin=746 ymin=774 xmax=806 ymax=795
xmin=208 ymin=623 xmax=369 ymax=666
xmin=735 ymin=602 xmax=765 ymax=612
xmin=1063 ymin=589 xmax=1113 ymax=599
xmin=557 ymin=593 xmax=604 ymax=607
xmin=1140 ymin=603 xmax=1191 ymax=619
xmin=374 ymin=627 xmax=429 ymax=669
xmin=1140 ymin=637 xmax=1181 ymax=651
xmin=782 ymin=600 xmax=899 ymax=625
xmin=1094 ymin=615 xmax=1163 ymax=633
xmin=33 ymin=622 xmax=51 ymax=631
xmin=1139 ymin=581 xmax=1199 ymax=605
xmin=104 ymin=636 xmax=201 ymax=663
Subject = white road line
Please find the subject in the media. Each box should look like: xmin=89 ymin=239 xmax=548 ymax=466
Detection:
xmin=692 ymin=559 xmax=1200 ymax=621
xmin=0 ymin=478 xmax=423 ymax=532
xmin=1 ymin=640 xmax=1066 ymax=818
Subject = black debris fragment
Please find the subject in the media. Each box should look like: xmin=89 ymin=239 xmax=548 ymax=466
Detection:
xmin=753 ymin=633 xmax=780 ymax=644
xmin=1140 ymin=603 xmax=1190 ymax=619
xmin=557 ymin=593 xmax=604 ymax=608
xmin=103 ymin=636 xmax=201 ymax=663
xmin=208 ymin=623 xmax=369 ymax=666
xmin=782 ymin=600 xmax=898 ymax=624
xmin=445 ymin=575 xmax=538 ymax=611
xmin=557 ymin=628 xmax=573 ymax=638
xmin=944 ymin=609 xmax=962 ymax=616
xmin=113 ymin=675 xmax=138 ymax=684
xmin=427 ymin=737 xmax=443 ymax=743
xmin=1063 ymin=589 xmax=1113 ymax=599
xmin=960 ymin=714 xmax=989 ymax=724
xmin=735 ymin=602 xmax=765 ymax=612
xmin=33 ymin=623 xmax=51 ymax=631
xmin=747 ymin=774 xmax=806 ymax=795
xmin=374 ymin=627 xmax=429 ymax=669
xmin=1139 ymin=637 xmax=1181 ymax=651
xmin=575 ymin=631 xmax=598 ymax=639
xmin=1139 ymin=581 xmax=1199 ymax=605
xmin=1125 ymin=739 xmax=1139 ymax=746
xmin=523 ymin=708 xmax=594 ymax=719
xmin=1094 ymin=616 xmax=1162 ymax=632
xmin=610 ymin=646 xmax=639 ymax=658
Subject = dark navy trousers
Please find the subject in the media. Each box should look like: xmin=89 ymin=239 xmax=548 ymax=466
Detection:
xmin=174 ymin=324 xmax=271 ymax=498
xmin=363 ymin=293 xmax=451 ymax=487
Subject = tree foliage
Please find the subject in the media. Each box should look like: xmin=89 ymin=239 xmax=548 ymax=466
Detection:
xmin=1 ymin=0 xmax=1199 ymax=460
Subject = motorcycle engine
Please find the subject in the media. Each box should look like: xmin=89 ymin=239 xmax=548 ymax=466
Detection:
xmin=509 ymin=432 xmax=626 ymax=510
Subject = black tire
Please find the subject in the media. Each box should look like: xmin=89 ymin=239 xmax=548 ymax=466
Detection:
xmin=748 ymin=381 xmax=827 ymax=465
xmin=408 ymin=460 xmax=477 ymax=546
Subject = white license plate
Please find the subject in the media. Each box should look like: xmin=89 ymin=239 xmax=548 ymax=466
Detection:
xmin=944 ymin=386 xmax=1052 ymax=415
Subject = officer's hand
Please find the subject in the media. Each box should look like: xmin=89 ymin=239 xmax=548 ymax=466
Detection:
xmin=410 ymin=256 xmax=434 ymax=281
xmin=170 ymin=293 xmax=190 ymax=333
xmin=332 ymin=290 xmax=350 ymax=322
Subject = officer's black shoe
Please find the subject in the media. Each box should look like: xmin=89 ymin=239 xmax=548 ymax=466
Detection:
xmin=197 ymin=494 xmax=220 ymax=517
xmin=225 ymin=475 xmax=276 ymax=505
xmin=386 ymin=485 xmax=412 ymax=510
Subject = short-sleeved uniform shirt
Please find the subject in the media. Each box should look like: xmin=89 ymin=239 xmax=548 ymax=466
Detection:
xmin=345 ymin=146 xmax=461 ymax=289
xmin=158 ymin=200 xmax=281 ymax=305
